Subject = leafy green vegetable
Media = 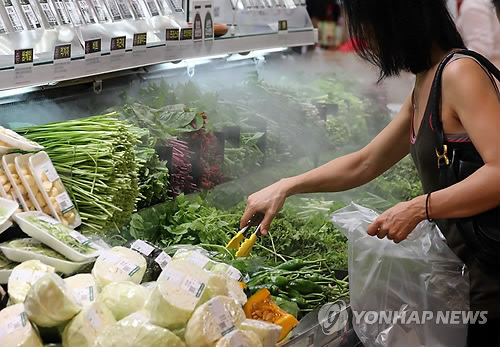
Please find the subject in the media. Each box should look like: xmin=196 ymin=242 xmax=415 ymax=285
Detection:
xmin=5 ymin=238 xmax=70 ymax=260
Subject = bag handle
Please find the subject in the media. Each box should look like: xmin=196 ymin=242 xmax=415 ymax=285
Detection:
xmin=427 ymin=49 xmax=500 ymax=167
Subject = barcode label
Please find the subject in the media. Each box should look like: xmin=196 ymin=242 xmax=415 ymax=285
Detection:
xmin=225 ymin=266 xmax=243 ymax=281
xmin=115 ymin=0 xmax=132 ymax=18
xmin=40 ymin=161 xmax=59 ymax=182
xmin=73 ymin=286 xmax=95 ymax=305
xmin=55 ymin=191 xmax=75 ymax=214
xmin=38 ymin=215 xmax=59 ymax=224
xmin=70 ymin=230 xmax=90 ymax=245
xmin=131 ymin=239 xmax=154 ymax=256
xmin=101 ymin=253 xmax=140 ymax=277
xmin=229 ymin=330 xmax=249 ymax=347
xmin=54 ymin=1 xmax=71 ymax=24
xmin=129 ymin=0 xmax=144 ymax=18
xmin=159 ymin=267 xmax=185 ymax=285
xmin=21 ymin=4 xmax=41 ymax=29
xmin=5 ymin=6 xmax=24 ymax=31
xmin=208 ymin=297 xmax=235 ymax=337
xmin=90 ymin=0 xmax=107 ymax=21
xmin=144 ymin=0 xmax=158 ymax=16
xmin=40 ymin=2 xmax=58 ymax=26
xmin=181 ymin=277 xmax=205 ymax=298
xmin=86 ymin=307 xmax=102 ymax=331
xmin=64 ymin=0 xmax=82 ymax=24
xmin=187 ymin=251 xmax=210 ymax=268
xmin=103 ymin=0 xmax=121 ymax=20
xmin=155 ymin=251 xmax=171 ymax=269
xmin=78 ymin=0 xmax=95 ymax=23
xmin=0 ymin=312 xmax=27 ymax=341
xmin=9 ymin=269 xmax=46 ymax=284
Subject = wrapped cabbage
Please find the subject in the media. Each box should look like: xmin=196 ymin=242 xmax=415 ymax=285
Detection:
xmin=24 ymin=273 xmax=81 ymax=327
xmin=173 ymin=249 xmax=215 ymax=270
xmin=144 ymin=260 xmax=215 ymax=329
xmin=0 ymin=304 xmax=43 ymax=347
xmin=239 ymin=320 xmax=282 ymax=347
xmin=64 ymin=274 xmax=97 ymax=308
xmin=62 ymin=301 xmax=116 ymax=347
xmin=210 ymin=263 xmax=243 ymax=282
xmin=215 ymin=330 xmax=263 ymax=347
xmin=185 ymin=296 xmax=247 ymax=347
xmin=101 ymin=281 xmax=149 ymax=320
xmin=8 ymin=260 xmax=55 ymax=304
xmin=91 ymin=247 xmax=147 ymax=289
xmin=93 ymin=313 xmax=186 ymax=347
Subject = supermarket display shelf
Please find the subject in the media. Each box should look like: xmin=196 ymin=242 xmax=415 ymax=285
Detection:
xmin=0 ymin=28 xmax=316 ymax=91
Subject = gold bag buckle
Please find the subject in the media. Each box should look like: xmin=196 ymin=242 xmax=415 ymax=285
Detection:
xmin=436 ymin=145 xmax=450 ymax=168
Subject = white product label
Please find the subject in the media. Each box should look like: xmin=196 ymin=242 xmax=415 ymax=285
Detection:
xmin=208 ymin=297 xmax=235 ymax=337
xmin=40 ymin=161 xmax=59 ymax=182
xmin=129 ymin=0 xmax=143 ymax=18
xmin=73 ymin=286 xmax=95 ymax=305
xmin=0 ymin=312 xmax=27 ymax=341
xmin=86 ymin=307 xmax=102 ymax=331
xmin=40 ymin=2 xmax=58 ymax=26
xmin=103 ymin=0 xmax=121 ymax=20
xmin=100 ymin=253 xmax=140 ymax=277
xmin=131 ymin=240 xmax=154 ymax=256
xmin=144 ymin=0 xmax=158 ymax=16
xmin=5 ymin=6 xmax=23 ymax=31
xmin=159 ymin=267 xmax=184 ymax=285
xmin=54 ymin=1 xmax=71 ymax=23
xmin=21 ymin=4 xmax=40 ymax=29
xmin=154 ymin=251 xmax=171 ymax=270
xmin=225 ymin=266 xmax=243 ymax=281
xmin=78 ymin=0 xmax=95 ymax=23
xmin=9 ymin=269 xmax=45 ymax=283
xmin=55 ymin=191 xmax=74 ymax=214
xmin=181 ymin=276 xmax=205 ymax=298
xmin=115 ymin=0 xmax=132 ymax=18
xmin=64 ymin=0 xmax=82 ymax=24
xmin=38 ymin=215 xmax=59 ymax=224
xmin=229 ymin=330 xmax=249 ymax=347
xmin=90 ymin=0 xmax=107 ymax=21
xmin=70 ymin=230 xmax=90 ymax=245
xmin=187 ymin=251 xmax=210 ymax=268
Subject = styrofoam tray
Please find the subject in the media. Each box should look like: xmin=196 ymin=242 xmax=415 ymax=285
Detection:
xmin=0 ymin=220 xmax=13 ymax=234
xmin=2 ymin=154 xmax=29 ymax=212
xmin=29 ymin=151 xmax=81 ymax=228
xmin=0 ymin=126 xmax=43 ymax=152
xmin=0 ymin=197 xmax=18 ymax=225
xmin=15 ymin=154 xmax=42 ymax=212
xmin=13 ymin=211 xmax=100 ymax=262
xmin=0 ymin=239 xmax=91 ymax=275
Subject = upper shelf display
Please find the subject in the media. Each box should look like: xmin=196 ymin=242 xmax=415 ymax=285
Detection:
xmin=0 ymin=0 xmax=314 ymax=91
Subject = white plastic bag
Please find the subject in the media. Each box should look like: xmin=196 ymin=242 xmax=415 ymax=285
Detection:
xmin=330 ymin=203 xmax=470 ymax=347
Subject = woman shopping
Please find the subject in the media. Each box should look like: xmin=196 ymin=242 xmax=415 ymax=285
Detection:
xmin=240 ymin=0 xmax=500 ymax=346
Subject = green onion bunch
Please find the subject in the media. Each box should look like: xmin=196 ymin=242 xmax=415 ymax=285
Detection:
xmin=17 ymin=114 xmax=140 ymax=233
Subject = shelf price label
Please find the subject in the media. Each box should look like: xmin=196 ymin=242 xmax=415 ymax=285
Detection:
xmin=180 ymin=28 xmax=193 ymax=40
xmin=166 ymin=28 xmax=179 ymax=41
xmin=54 ymin=44 xmax=71 ymax=60
xmin=278 ymin=20 xmax=287 ymax=31
xmin=14 ymin=48 xmax=33 ymax=65
xmin=111 ymin=36 xmax=126 ymax=51
xmin=85 ymin=38 xmax=101 ymax=54
xmin=133 ymin=32 xmax=147 ymax=47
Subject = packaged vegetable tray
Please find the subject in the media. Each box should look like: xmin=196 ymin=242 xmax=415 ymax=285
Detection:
xmin=0 ymin=196 xmax=18 ymax=225
xmin=15 ymin=154 xmax=43 ymax=212
xmin=0 ymin=165 xmax=23 ymax=213
xmin=2 ymin=153 xmax=31 ymax=212
xmin=0 ymin=126 xmax=43 ymax=152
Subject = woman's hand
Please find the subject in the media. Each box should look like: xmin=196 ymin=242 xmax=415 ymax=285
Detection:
xmin=366 ymin=196 xmax=426 ymax=243
xmin=240 ymin=179 xmax=291 ymax=235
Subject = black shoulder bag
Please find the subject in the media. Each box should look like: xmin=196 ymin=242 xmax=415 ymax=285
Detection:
xmin=428 ymin=49 xmax=500 ymax=273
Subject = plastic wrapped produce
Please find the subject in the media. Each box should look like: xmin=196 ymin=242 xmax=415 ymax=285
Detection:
xmin=101 ymin=281 xmax=149 ymax=320
xmin=184 ymin=296 xmax=246 ymax=347
xmin=215 ymin=330 xmax=262 ymax=347
xmin=7 ymin=260 xmax=55 ymax=304
xmin=24 ymin=273 xmax=81 ymax=327
xmin=0 ymin=303 xmax=43 ymax=347
xmin=64 ymin=274 xmax=98 ymax=308
xmin=239 ymin=320 xmax=282 ymax=347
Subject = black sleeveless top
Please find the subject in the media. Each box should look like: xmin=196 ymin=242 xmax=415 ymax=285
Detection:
xmin=409 ymin=56 xmax=500 ymax=317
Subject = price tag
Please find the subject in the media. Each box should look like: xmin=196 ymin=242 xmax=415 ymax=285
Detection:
xmin=4 ymin=1 xmax=24 ymax=31
xmin=40 ymin=161 xmax=59 ymax=182
xmin=166 ymin=28 xmax=179 ymax=41
xmin=55 ymin=191 xmax=75 ymax=214
xmin=225 ymin=266 xmax=243 ymax=281
xmin=14 ymin=49 xmax=33 ymax=65
xmin=180 ymin=28 xmax=193 ymax=40
xmin=78 ymin=0 xmax=96 ymax=24
xmin=73 ymin=286 xmax=95 ymax=305
xmin=90 ymin=0 xmax=108 ymax=22
xmin=159 ymin=267 xmax=185 ymax=285
xmin=0 ymin=312 xmax=27 ymax=341
xmin=86 ymin=307 xmax=102 ymax=331
xmin=54 ymin=0 xmax=71 ymax=24
xmin=187 ymin=251 xmax=210 ymax=268
xmin=155 ymin=251 xmax=171 ymax=270
xmin=38 ymin=215 xmax=59 ymax=225
xmin=133 ymin=32 xmax=147 ymax=47
xmin=208 ymin=297 xmax=236 ymax=337
xmin=54 ymin=44 xmax=71 ymax=60
xmin=69 ymin=230 xmax=90 ymax=245
xmin=144 ymin=0 xmax=159 ymax=16
xmin=278 ymin=19 xmax=287 ymax=31
xmin=85 ymin=38 xmax=101 ymax=54
xmin=110 ymin=36 xmax=126 ymax=51
xmin=115 ymin=0 xmax=133 ymax=19
xmin=64 ymin=0 xmax=83 ymax=25
xmin=131 ymin=239 xmax=154 ymax=256
xmin=129 ymin=0 xmax=145 ymax=18
xmin=40 ymin=0 xmax=58 ymax=27
xmin=181 ymin=276 xmax=205 ymax=298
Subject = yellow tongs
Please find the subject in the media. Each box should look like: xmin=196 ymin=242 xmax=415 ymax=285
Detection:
xmin=226 ymin=213 xmax=264 ymax=258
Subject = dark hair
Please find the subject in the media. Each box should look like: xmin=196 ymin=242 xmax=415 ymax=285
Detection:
xmin=342 ymin=0 xmax=466 ymax=80
xmin=493 ymin=0 xmax=500 ymax=12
